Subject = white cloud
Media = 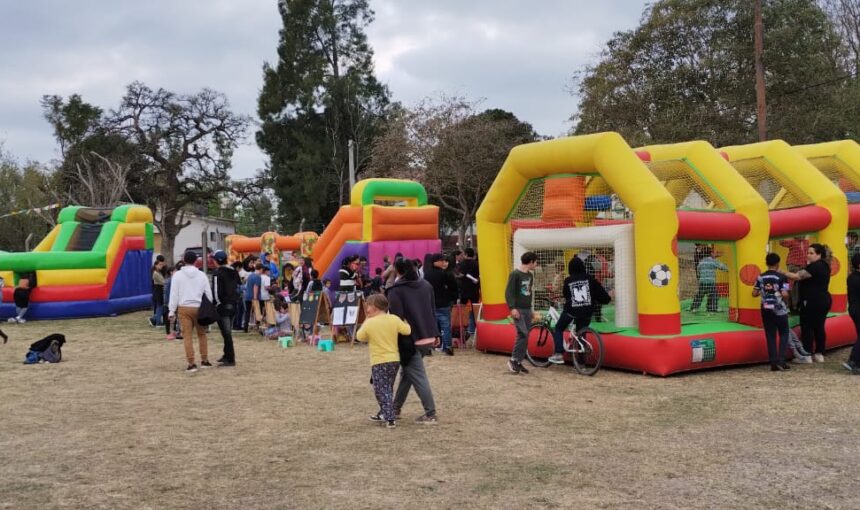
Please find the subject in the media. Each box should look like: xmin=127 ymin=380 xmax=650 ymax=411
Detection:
xmin=0 ymin=0 xmax=647 ymax=179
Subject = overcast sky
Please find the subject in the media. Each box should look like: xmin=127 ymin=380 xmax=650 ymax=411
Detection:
xmin=0 ymin=0 xmax=648 ymax=179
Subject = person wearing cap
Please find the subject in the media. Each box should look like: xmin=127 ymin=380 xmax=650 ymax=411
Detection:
xmin=423 ymin=253 xmax=459 ymax=355
xmin=212 ymin=250 xmax=241 ymax=366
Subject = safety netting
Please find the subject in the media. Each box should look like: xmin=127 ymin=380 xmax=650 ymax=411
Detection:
xmin=677 ymin=241 xmax=734 ymax=324
xmin=728 ymin=157 xmax=814 ymax=209
xmin=806 ymin=156 xmax=860 ymax=203
xmin=505 ymin=175 xmax=635 ymax=328
xmin=645 ymin=159 xmax=733 ymax=211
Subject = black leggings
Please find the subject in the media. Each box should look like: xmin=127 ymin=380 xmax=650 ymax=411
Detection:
xmin=800 ymin=297 xmax=830 ymax=355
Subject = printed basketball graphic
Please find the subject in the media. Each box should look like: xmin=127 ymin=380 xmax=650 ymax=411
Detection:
xmin=739 ymin=264 xmax=760 ymax=286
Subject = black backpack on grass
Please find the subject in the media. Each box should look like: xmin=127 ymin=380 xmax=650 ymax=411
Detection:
xmin=24 ymin=334 xmax=65 ymax=364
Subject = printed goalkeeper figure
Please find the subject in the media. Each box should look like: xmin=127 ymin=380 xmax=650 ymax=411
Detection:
xmin=549 ymin=256 xmax=612 ymax=364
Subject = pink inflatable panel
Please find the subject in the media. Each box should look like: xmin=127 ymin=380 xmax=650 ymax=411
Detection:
xmin=367 ymin=239 xmax=442 ymax=273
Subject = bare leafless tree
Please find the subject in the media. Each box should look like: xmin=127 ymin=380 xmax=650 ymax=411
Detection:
xmin=822 ymin=0 xmax=860 ymax=72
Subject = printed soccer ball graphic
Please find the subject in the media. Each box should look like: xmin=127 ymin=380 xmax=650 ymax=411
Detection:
xmin=649 ymin=264 xmax=671 ymax=287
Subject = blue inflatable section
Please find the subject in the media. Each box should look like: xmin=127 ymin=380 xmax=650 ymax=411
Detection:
xmin=111 ymin=249 xmax=153 ymax=299
xmin=585 ymin=195 xmax=612 ymax=211
xmin=845 ymin=191 xmax=860 ymax=203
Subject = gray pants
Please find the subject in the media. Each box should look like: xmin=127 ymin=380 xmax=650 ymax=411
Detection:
xmin=394 ymin=351 xmax=436 ymax=417
xmin=511 ymin=309 xmax=533 ymax=363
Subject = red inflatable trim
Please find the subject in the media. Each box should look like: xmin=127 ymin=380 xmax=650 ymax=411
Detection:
xmin=832 ymin=293 xmax=847 ymax=313
xmin=476 ymin=314 xmax=856 ymax=376
xmin=638 ymin=313 xmax=681 ymax=335
xmin=635 ymin=150 xmax=652 ymax=162
xmin=677 ymin=211 xmax=750 ymax=241
xmin=849 ymin=204 xmax=860 ymax=230
xmin=482 ymin=303 xmax=510 ymax=321
xmin=769 ymin=206 xmax=831 ymax=237
xmin=736 ymin=308 xmax=763 ymax=327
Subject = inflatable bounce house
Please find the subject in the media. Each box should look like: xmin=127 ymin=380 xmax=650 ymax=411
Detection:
xmin=311 ymin=178 xmax=440 ymax=287
xmin=0 ymin=204 xmax=154 ymax=319
xmin=226 ymin=231 xmax=319 ymax=272
xmin=475 ymin=133 xmax=857 ymax=375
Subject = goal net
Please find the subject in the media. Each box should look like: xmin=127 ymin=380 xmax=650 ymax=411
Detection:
xmin=512 ymin=224 xmax=636 ymax=328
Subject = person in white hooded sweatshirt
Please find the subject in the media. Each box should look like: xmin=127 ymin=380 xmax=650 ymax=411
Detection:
xmin=169 ymin=251 xmax=214 ymax=373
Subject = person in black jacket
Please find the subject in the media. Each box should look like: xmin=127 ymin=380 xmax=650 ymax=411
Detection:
xmin=212 ymin=250 xmax=241 ymax=367
xmin=457 ymin=248 xmax=480 ymax=337
xmin=549 ymin=256 xmax=611 ymax=365
xmin=786 ymin=243 xmax=832 ymax=362
xmin=423 ymin=253 xmax=459 ymax=355
xmin=845 ymin=252 xmax=860 ymax=374
xmin=386 ymin=258 xmax=439 ymax=424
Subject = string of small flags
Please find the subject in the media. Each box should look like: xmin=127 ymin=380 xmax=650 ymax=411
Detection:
xmin=0 ymin=203 xmax=61 ymax=219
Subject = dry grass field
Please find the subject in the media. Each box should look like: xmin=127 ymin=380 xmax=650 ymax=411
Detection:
xmin=1 ymin=310 xmax=859 ymax=509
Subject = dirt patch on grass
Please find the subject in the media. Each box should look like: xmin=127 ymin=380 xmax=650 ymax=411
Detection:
xmin=1 ymin=311 xmax=858 ymax=509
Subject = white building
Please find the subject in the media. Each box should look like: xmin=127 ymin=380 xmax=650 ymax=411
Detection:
xmin=153 ymin=212 xmax=236 ymax=262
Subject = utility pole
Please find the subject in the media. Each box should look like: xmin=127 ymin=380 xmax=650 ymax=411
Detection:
xmin=754 ymin=0 xmax=767 ymax=141
xmin=348 ymin=139 xmax=356 ymax=193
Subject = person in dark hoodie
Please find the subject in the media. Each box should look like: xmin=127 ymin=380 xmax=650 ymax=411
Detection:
xmin=423 ymin=253 xmax=459 ymax=355
xmin=386 ymin=258 xmax=439 ymax=424
xmin=212 ymin=250 xmax=241 ymax=367
xmin=549 ymin=256 xmax=612 ymax=365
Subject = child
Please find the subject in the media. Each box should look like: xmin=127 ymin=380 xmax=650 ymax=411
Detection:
xmin=690 ymin=247 xmax=728 ymax=313
xmin=273 ymin=298 xmax=292 ymax=338
xmin=323 ymin=278 xmax=336 ymax=306
xmin=370 ymin=268 xmax=383 ymax=294
xmin=844 ymin=252 xmax=860 ymax=374
xmin=164 ymin=263 xmax=184 ymax=340
xmin=9 ymin=278 xmax=31 ymax=324
xmin=753 ymin=253 xmax=792 ymax=371
xmin=549 ymin=256 xmax=611 ymax=365
xmin=355 ymin=294 xmax=411 ymax=428
xmin=505 ymin=252 xmax=538 ymax=374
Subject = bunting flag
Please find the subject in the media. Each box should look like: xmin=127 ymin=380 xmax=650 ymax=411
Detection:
xmin=0 ymin=203 xmax=61 ymax=219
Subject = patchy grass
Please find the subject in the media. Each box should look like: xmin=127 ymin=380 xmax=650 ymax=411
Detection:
xmin=0 ymin=311 xmax=858 ymax=509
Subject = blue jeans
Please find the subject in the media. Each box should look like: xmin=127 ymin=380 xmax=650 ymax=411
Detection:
xmin=150 ymin=304 xmax=164 ymax=326
xmin=435 ymin=307 xmax=452 ymax=349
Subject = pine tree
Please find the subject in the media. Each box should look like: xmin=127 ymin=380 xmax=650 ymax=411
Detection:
xmin=257 ymin=0 xmax=389 ymax=232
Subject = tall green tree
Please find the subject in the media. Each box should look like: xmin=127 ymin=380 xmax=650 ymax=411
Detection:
xmin=257 ymin=0 xmax=389 ymax=230
xmin=0 ymin=148 xmax=53 ymax=251
xmin=572 ymin=0 xmax=850 ymax=146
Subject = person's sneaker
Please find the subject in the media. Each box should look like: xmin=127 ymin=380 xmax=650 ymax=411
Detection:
xmin=6 ymin=318 xmax=15 ymax=323
xmin=813 ymin=353 xmax=825 ymax=363
xmin=791 ymin=356 xmax=813 ymax=364
xmin=771 ymin=364 xmax=781 ymax=371
xmin=368 ymin=413 xmax=384 ymax=423
xmin=217 ymin=360 xmax=235 ymax=367
xmin=166 ymin=333 xmax=176 ymax=341
xmin=507 ymin=359 xmax=520 ymax=373
xmin=147 ymin=318 xmax=155 ymax=327
xmin=780 ymin=363 xmax=791 ymax=370
xmin=175 ymin=334 xmax=184 ymax=340
xmin=16 ymin=318 xmax=25 ymax=324
xmin=200 ymin=360 xmax=213 ymax=368
xmin=444 ymin=348 xmax=454 ymax=356
xmin=186 ymin=364 xmax=198 ymax=373
xmin=386 ymin=420 xmax=397 ymax=429
xmin=518 ymin=363 xmax=529 ymax=374
xmin=415 ymin=414 xmax=438 ymax=425
xmin=548 ymin=354 xmax=565 ymax=364
xmin=842 ymin=360 xmax=857 ymax=371
xmin=851 ymin=367 xmax=860 ymax=375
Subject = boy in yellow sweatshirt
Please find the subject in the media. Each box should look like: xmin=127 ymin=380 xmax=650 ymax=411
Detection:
xmin=356 ymin=294 xmax=411 ymax=428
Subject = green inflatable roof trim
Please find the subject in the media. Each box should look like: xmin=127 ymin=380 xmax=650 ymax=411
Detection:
xmin=0 ymin=251 xmax=106 ymax=271
xmin=56 ymin=206 xmax=83 ymax=224
xmin=56 ymin=204 xmax=142 ymax=224
xmin=359 ymin=180 xmax=428 ymax=206
xmin=51 ymin=222 xmax=79 ymax=251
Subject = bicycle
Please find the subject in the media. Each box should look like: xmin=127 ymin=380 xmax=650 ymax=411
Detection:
xmin=524 ymin=305 xmax=604 ymax=376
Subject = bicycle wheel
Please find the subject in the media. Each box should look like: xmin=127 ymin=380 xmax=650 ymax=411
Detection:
xmin=570 ymin=327 xmax=604 ymax=376
xmin=524 ymin=324 xmax=554 ymax=367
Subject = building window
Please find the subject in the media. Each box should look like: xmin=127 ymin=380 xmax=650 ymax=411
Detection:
xmin=210 ymin=232 xmax=216 ymax=242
